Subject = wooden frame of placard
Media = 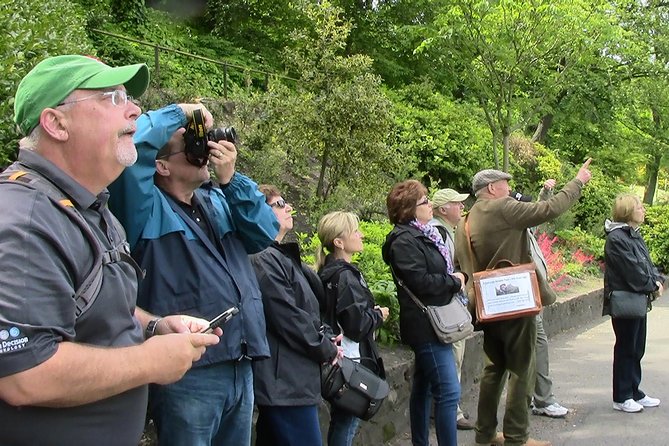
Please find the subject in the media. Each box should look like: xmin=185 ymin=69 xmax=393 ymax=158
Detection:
xmin=473 ymin=262 xmax=542 ymax=323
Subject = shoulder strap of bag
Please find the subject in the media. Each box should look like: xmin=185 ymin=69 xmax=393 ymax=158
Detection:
xmin=463 ymin=214 xmax=479 ymax=275
xmin=464 ymin=214 xmax=515 ymax=272
xmin=0 ymin=167 xmax=141 ymax=319
xmin=388 ymin=263 xmax=427 ymax=313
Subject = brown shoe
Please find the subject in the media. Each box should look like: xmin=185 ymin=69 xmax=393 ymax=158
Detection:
xmin=522 ymin=439 xmax=551 ymax=446
xmin=457 ymin=416 xmax=475 ymax=430
xmin=475 ymin=432 xmax=505 ymax=446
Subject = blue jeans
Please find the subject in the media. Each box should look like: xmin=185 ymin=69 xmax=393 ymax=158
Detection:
xmin=255 ymin=405 xmax=322 ymax=446
xmin=150 ymin=360 xmax=254 ymax=446
xmin=411 ymin=342 xmax=460 ymax=446
xmin=327 ymin=405 xmax=361 ymax=446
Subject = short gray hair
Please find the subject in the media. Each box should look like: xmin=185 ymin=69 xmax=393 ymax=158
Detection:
xmin=21 ymin=126 xmax=41 ymax=150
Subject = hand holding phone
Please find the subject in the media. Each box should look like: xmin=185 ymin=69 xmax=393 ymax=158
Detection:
xmin=201 ymin=306 xmax=239 ymax=334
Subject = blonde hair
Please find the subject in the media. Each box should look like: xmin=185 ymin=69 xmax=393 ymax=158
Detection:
xmin=316 ymin=211 xmax=360 ymax=269
xmin=612 ymin=193 xmax=641 ymax=224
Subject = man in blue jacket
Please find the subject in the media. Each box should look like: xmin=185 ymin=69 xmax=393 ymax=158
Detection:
xmin=109 ymin=103 xmax=279 ymax=446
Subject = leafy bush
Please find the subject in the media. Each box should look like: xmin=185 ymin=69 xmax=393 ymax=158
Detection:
xmin=643 ymin=204 xmax=669 ymax=272
xmin=571 ymin=167 xmax=623 ymax=235
xmin=0 ymin=0 xmax=94 ymax=164
xmin=388 ymin=82 xmax=491 ymax=192
xmin=555 ymin=227 xmax=605 ymax=260
xmin=508 ymin=137 xmax=567 ymax=196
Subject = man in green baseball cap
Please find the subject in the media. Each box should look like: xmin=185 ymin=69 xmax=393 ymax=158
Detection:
xmin=14 ymin=54 xmax=149 ymax=135
xmin=0 ymin=55 xmax=221 ymax=445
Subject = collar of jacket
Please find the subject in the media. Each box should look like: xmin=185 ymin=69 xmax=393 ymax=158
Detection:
xmin=273 ymin=240 xmax=302 ymax=264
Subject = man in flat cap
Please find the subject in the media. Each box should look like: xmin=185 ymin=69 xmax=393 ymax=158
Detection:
xmin=454 ymin=161 xmax=592 ymax=446
xmin=429 ymin=188 xmax=475 ymax=430
xmin=0 ymin=55 xmax=220 ymax=445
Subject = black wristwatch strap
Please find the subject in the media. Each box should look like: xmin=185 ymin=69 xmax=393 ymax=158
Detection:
xmin=145 ymin=318 xmax=162 ymax=338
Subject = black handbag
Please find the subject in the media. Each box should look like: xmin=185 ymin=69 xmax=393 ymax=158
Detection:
xmin=321 ymin=356 xmax=389 ymax=421
xmin=609 ymin=290 xmax=651 ymax=318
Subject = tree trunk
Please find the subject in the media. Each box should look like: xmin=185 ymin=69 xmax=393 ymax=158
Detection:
xmin=316 ymin=145 xmax=330 ymax=202
xmin=643 ymin=152 xmax=662 ymax=205
xmin=531 ymin=114 xmax=554 ymax=143
xmin=492 ymin=133 xmax=500 ymax=170
xmin=502 ymin=131 xmax=511 ymax=172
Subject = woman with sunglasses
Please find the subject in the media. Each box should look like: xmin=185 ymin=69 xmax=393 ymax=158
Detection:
xmin=250 ymin=185 xmax=342 ymax=446
xmin=381 ymin=180 xmax=466 ymax=446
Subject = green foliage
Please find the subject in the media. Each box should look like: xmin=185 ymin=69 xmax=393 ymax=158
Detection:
xmin=111 ymin=0 xmax=147 ymax=25
xmin=388 ymin=82 xmax=491 ymax=191
xmin=0 ymin=0 xmax=94 ymax=165
xmin=243 ymin=1 xmax=414 ymax=218
xmin=571 ymin=168 xmax=624 ymax=235
xmin=643 ymin=204 xmax=669 ymax=272
xmin=427 ymin=0 xmax=613 ymax=171
xmin=205 ymin=0 xmax=307 ymax=63
xmin=555 ymin=227 xmax=605 ymax=260
xmin=88 ymin=7 xmax=266 ymax=100
xmin=508 ymin=136 xmax=567 ymax=194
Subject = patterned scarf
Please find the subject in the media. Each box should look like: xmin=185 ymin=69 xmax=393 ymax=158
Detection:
xmin=410 ymin=219 xmax=468 ymax=305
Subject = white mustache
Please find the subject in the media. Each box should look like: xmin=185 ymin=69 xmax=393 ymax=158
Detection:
xmin=118 ymin=124 xmax=136 ymax=137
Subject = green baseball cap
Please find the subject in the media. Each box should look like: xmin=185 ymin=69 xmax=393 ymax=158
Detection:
xmin=14 ymin=55 xmax=150 ymax=135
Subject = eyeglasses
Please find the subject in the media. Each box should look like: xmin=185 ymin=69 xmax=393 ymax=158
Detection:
xmin=157 ymin=150 xmax=186 ymax=160
xmin=58 ymin=89 xmax=133 ymax=107
xmin=269 ymin=199 xmax=288 ymax=209
xmin=416 ymin=198 xmax=430 ymax=207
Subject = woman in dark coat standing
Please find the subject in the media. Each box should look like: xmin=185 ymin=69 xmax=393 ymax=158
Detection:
xmin=381 ymin=180 xmax=465 ymax=446
xmin=604 ymin=193 xmax=664 ymax=413
xmin=316 ymin=211 xmax=390 ymax=446
xmin=250 ymin=185 xmax=341 ymax=446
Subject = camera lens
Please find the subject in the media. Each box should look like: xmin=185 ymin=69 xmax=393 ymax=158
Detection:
xmin=208 ymin=127 xmax=237 ymax=144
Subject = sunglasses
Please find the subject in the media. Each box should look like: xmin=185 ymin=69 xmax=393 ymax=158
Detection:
xmin=416 ymin=198 xmax=430 ymax=207
xmin=269 ymin=198 xmax=288 ymax=209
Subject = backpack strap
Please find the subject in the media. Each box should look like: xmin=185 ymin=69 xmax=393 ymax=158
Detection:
xmin=0 ymin=166 xmax=143 ymax=318
xmin=320 ymin=263 xmax=360 ymax=336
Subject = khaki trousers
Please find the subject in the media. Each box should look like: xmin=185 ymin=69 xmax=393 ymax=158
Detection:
xmin=474 ymin=316 xmax=537 ymax=446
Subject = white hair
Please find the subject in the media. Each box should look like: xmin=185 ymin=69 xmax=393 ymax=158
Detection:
xmin=21 ymin=126 xmax=41 ymax=150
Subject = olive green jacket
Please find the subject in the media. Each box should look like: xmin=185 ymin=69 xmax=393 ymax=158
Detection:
xmin=454 ymin=178 xmax=584 ymax=307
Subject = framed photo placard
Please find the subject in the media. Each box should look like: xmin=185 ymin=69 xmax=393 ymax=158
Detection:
xmin=473 ymin=262 xmax=542 ymax=323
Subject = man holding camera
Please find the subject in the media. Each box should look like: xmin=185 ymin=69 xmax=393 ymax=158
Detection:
xmin=109 ymin=103 xmax=279 ymax=445
xmin=0 ymin=55 xmax=221 ymax=446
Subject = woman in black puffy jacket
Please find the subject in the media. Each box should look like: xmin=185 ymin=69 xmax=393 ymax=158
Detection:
xmin=250 ymin=185 xmax=341 ymax=446
xmin=604 ymin=193 xmax=664 ymax=413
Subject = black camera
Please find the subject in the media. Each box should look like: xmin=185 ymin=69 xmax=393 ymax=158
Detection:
xmin=183 ymin=109 xmax=237 ymax=167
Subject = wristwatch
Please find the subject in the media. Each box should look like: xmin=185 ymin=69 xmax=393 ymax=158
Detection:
xmin=145 ymin=318 xmax=162 ymax=338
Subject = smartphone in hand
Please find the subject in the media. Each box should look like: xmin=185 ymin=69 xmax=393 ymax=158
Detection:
xmin=201 ymin=306 xmax=239 ymax=334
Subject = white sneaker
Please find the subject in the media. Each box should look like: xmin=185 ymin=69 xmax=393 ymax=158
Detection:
xmin=613 ymin=399 xmax=644 ymax=413
xmin=636 ymin=395 xmax=660 ymax=407
xmin=532 ymin=402 xmax=569 ymax=418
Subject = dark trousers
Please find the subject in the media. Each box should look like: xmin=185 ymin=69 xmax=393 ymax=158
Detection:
xmin=611 ymin=316 xmax=647 ymax=403
xmin=255 ymin=405 xmax=322 ymax=446
xmin=475 ymin=316 xmax=536 ymax=446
